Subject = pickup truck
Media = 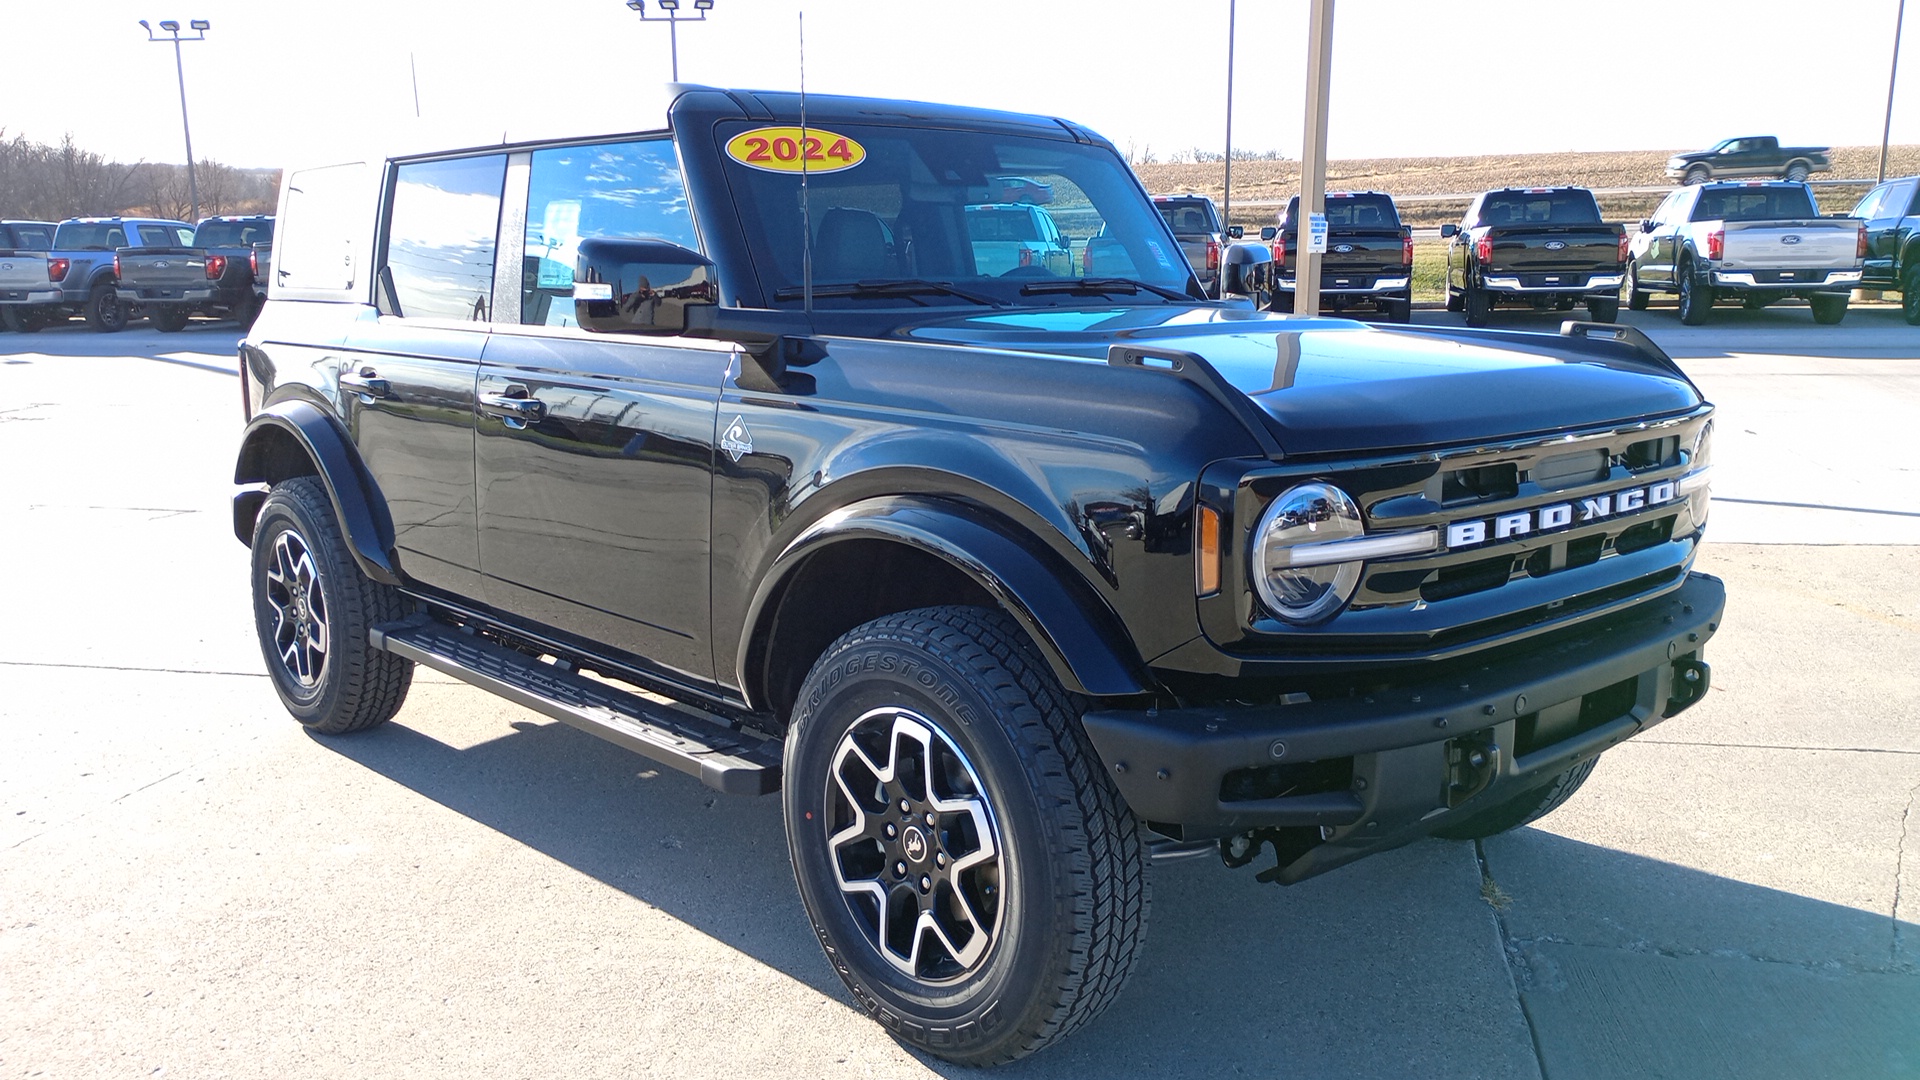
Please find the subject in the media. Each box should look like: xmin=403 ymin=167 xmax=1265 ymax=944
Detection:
xmin=1442 ymin=187 xmax=1627 ymax=326
xmin=962 ymin=202 xmax=1071 ymax=276
xmin=0 ymin=220 xmax=59 ymax=332
xmin=1666 ymin=137 xmax=1832 ymax=185
xmin=1627 ymin=181 xmax=1864 ymax=324
xmin=0 ymin=216 xmax=195 ymax=332
xmin=114 ymin=214 xmax=274 ymax=331
xmin=1152 ymin=193 xmax=1240 ymax=297
xmin=235 ymin=85 xmax=1720 ymax=1066
xmin=1851 ymin=174 xmax=1920 ymax=325
xmin=1260 ymin=191 xmax=1412 ymax=322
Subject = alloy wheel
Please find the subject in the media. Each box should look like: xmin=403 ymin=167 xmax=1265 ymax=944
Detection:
xmin=264 ymin=528 xmax=329 ymax=687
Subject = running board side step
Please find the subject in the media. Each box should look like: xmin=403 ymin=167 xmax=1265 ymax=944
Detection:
xmin=370 ymin=618 xmax=781 ymax=796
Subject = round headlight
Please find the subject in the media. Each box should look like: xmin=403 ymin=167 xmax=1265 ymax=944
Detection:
xmin=1686 ymin=420 xmax=1714 ymax=527
xmin=1251 ymin=482 xmax=1365 ymax=624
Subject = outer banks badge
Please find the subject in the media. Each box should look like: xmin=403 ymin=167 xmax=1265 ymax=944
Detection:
xmin=725 ymin=126 xmax=866 ymax=175
xmin=721 ymin=415 xmax=754 ymax=462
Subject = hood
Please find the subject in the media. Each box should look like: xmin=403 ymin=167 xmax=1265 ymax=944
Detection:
xmin=903 ymin=307 xmax=1702 ymax=457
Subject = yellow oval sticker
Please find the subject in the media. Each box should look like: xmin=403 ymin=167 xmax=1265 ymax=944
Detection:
xmin=725 ymin=126 xmax=866 ymax=175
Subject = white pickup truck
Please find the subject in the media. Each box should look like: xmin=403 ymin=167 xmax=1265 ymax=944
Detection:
xmin=1627 ymin=181 xmax=1864 ymax=325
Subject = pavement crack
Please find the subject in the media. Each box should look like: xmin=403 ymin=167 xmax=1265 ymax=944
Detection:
xmin=1476 ymin=839 xmax=1550 ymax=1079
xmin=1897 ymin=782 xmax=1919 ymax=973
xmin=1504 ymin=930 xmax=1920 ymax=979
xmin=0 ymin=660 xmax=266 ymax=679
xmin=1636 ymin=738 xmax=1920 ymax=757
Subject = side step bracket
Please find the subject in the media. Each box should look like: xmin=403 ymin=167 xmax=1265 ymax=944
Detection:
xmin=370 ymin=618 xmax=781 ymax=796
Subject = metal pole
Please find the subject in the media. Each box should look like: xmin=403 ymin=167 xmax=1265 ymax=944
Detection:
xmin=1882 ymin=0 xmax=1906 ymax=184
xmin=1222 ymin=0 xmax=1235 ymax=241
xmin=172 ymin=35 xmax=199 ymax=222
xmin=1295 ymin=0 xmax=1335 ymax=318
xmin=668 ymin=14 xmax=680 ymax=81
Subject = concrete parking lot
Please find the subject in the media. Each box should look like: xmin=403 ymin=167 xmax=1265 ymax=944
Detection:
xmin=2 ymin=306 xmax=1916 ymax=1079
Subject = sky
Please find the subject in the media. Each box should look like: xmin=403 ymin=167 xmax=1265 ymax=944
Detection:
xmin=3 ymin=0 xmax=1915 ymax=172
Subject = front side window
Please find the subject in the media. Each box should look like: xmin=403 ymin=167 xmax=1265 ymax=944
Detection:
xmin=386 ymin=155 xmax=506 ymax=321
xmin=716 ymin=121 xmax=1191 ymax=308
xmin=520 ymin=138 xmax=695 ymax=327
xmin=9 ymin=224 xmax=54 ymax=250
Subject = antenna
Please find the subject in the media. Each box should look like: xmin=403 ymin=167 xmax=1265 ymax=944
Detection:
xmin=410 ymin=53 xmax=421 ymax=118
xmin=799 ymin=11 xmax=812 ymax=316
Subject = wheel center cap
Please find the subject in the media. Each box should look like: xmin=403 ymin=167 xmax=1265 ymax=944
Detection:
xmin=902 ymin=826 xmax=929 ymax=863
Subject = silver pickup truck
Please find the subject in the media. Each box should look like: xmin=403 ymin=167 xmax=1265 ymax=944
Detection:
xmin=1627 ymin=181 xmax=1864 ymax=325
xmin=0 ymin=217 xmax=195 ymax=332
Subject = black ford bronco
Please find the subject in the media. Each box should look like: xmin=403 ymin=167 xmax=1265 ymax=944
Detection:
xmin=233 ymin=85 xmax=1722 ymax=1065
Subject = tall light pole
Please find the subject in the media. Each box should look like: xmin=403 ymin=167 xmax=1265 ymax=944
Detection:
xmin=139 ymin=18 xmax=210 ymax=223
xmin=1222 ymin=0 xmax=1236 ymax=240
xmin=625 ymin=0 xmax=715 ymax=82
xmin=1882 ymin=0 xmax=1907 ymax=184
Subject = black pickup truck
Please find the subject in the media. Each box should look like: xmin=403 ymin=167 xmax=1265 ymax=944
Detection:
xmin=114 ymin=214 xmax=274 ymax=330
xmin=1260 ymin=191 xmax=1412 ymax=321
xmin=236 ymin=85 xmax=1721 ymax=1066
xmin=1666 ymin=136 xmax=1831 ymax=185
xmin=1852 ymin=174 xmax=1920 ymax=324
xmin=1444 ymin=187 xmax=1627 ymax=326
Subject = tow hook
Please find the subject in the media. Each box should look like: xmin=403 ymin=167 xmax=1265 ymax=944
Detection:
xmin=1667 ymin=658 xmax=1711 ymax=714
xmin=1446 ymin=733 xmax=1501 ymax=809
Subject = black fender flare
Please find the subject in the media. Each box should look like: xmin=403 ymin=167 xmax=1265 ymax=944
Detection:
xmin=232 ymin=399 xmax=400 ymax=585
xmin=739 ymin=495 xmax=1151 ymax=703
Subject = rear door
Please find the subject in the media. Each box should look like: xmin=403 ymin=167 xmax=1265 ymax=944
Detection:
xmin=341 ymin=153 xmax=507 ymax=599
xmin=474 ymin=137 xmax=725 ymax=690
xmin=1855 ymin=180 xmax=1915 ymax=287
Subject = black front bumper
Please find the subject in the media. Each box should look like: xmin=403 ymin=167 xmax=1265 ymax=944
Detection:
xmin=1081 ymin=572 xmax=1724 ymax=878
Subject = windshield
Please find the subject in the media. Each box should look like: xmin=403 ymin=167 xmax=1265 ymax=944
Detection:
xmin=1693 ymin=186 xmax=1817 ymax=222
xmin=1478 ymin=191 xmax=1603 ymax=226
xmin=717 ymin=121 xmax=1194 ymax=308
xmin=195 ymin=219 xmax=274 ymax=247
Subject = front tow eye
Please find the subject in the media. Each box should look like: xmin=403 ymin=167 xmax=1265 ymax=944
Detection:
xmin=1446 ymin=733 xmax=1501 ymax=809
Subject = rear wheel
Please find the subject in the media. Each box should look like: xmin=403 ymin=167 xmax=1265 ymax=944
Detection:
xmin=250 ymin=476 xmax=414 ymax=734
xmin=1784 ymin=162 xmax=1810 ymax=183
xmin=1808 ymin=292 xmax=1848 ymax=325
xmin=85 ymin=284 xmax=126 ymax=332
xmin=1904 ymin=264 xmax=1920 ymax=326
xmin=1433 ymin=757 xmax=1599 ymax=840
xmin=151 ymin=306 xmax=191 ymax=332
xmin=229 ymin=291 xmax=260 ymax=328
xmin=1677 ymin=262 xmax=1711 ymax=325
xmin=1383 ymin=291 xmax=1412 ymax=323
xmin=1627 ymin=263 xmax=1649 ymax=310
xmin=1463 ymin=280 xmax=1492 ymax=327
xmin=1586 ymin=295 xmax=1620 ymax=323
xmin=784 ymin=606 xmax=1149 ymax=1066
xmin=2 ymin=306 xmax=45 ymax=333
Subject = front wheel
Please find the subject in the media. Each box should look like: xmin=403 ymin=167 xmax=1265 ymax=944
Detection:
xmin=1784 ymin=162 xmax=1810 ymax=183
xmin=1684 ymin=165 xmax=1710 ymax=185
xmin=1904 ymin=264 xmax=1920 ymax=326
xmin=784 ymin=607 xmax=1149 ymax=1066
xmin=250 ymin=476 xmax=414 ymax=733
xmin=1677 ymin=264 xmax=1710 ymax=325
xmin=85 ymin=285 xmax=126 ymax=332
xmin=1432 ymin=757 xmax=1599 ymax=840
xmin=1808 ymin=292 xmax=1848 ymax=325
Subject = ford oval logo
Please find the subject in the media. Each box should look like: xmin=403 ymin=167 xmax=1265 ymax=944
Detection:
xmin=1333 ymin=244 xmax=1353 ymax=253
xmin=156 ymin=260 xmax=170 ymax=268
xmin=1781 ymin=235 xmax=1802 ymax=245
xmin=1544 ymin=241 xmax=1567 ymax=250
xmin=1 ymin=262 xmax=11 ymax=271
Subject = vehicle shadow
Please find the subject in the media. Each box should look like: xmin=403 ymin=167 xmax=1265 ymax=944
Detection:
xmin=318 ymin=714 xmax=1920 ymax=1080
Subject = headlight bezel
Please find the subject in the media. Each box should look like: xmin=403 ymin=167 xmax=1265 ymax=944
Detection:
xmin=1249 ymin=482 xmax=1367 ymax=624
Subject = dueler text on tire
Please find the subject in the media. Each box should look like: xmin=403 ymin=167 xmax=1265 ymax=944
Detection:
xmin=783 ymin=606 xmax=1149 ymax=1066
xmin=250 ymin=476 xmax=414 ymax=734
xmin=1433 ymin=757 xmax=1600 ymax=840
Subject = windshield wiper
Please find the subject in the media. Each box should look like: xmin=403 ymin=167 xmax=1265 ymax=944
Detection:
xmin=1019 ymin=277 xmax=1193 ymax=302
xmin=773 ymin=278 xmax=1001 ymax=307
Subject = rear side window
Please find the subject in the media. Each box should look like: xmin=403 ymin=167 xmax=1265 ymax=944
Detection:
xmin=7 ymin=224 xmax=54 ymax=249
xmin=519 ymin=139 xmax=693 ymax=327
xmin=195 ymin=219 xmax=274 ymax=247
xmin=386 ymin=155 xmax=507 ymax=321
xmin=278 ymin=162 xmax=370 ymax=294
xmin=1692 ymin=186 xmax=1816 ymax=222
xmin=52 ymin=223 xmax=127 ymax=250
xmin=1477 ymin=191 xmax=1602 ymax=226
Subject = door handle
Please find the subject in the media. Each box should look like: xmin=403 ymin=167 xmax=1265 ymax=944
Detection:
xmin=340 ymin=369 xmax=390 ymax=400
xmin=479 ymin=388 xmax=547 ymax=428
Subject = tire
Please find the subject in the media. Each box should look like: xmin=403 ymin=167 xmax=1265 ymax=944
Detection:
xmin=1784 ymin=161 xmax=1810 ymax=183
xmin=85 ymin=284 xmax=126 ymax=332
xmin=250 ymin=476 xmax=413 ymax=734
xmin=1808 ymin=292 xmax=1848 ymax=325
xmin=1586 ymin=295 xmax=1620 ymax=323
xmin=151 ymin=306 xmax=191 ymax=333
xmin=1432 ymin=757 xmax=1599 ymax=840
xmin=1627 ymin=263 xmax=1649 ymax=310
xmin=784 ymin=606 xmax=1149 ymax=1066
xmin=1684 ymin=165 xmax=1710 ymax=185
xmin=1904 ymin=264 xmax=1920 ymax=326
xmin=229 ymin=291 xmax=260 ymax=328
xmin=1 ymin=306 xmax=41 ymax=333
xmin=1463 ymin=280 xmax=1492 ymax=327
xmin=1677 ymin=262 xmax=1710 ymax=325
xmin=1383 ymin=292 xmax=1412 ymax=323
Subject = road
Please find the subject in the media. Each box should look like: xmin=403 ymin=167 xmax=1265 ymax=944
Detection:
xmin=2 ymin=310 xmax=1915 ymax=1079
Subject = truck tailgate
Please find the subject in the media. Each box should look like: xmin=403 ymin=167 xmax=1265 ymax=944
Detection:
xmin=1486 ymin=226 xmax=1621 ymax=274
xmin=0 ymin=252 xmax=53 ymax=293
xmin=115 ymin=247 xmax=208 ymax=292
xmin=1720 ymin=220 xmax=1860 ymax=270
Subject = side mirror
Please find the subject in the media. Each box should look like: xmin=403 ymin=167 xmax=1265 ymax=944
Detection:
xmin=1260 ymin=226 xmax=1278 ymax=241
xmin=1227 ymin=225 xmax=1244 ymax=239
xmin=574 ymin=238 xmax=717 ymax=334
xmin=1639 ymin=219 xmax=1653 ymax=233
xmin=1439 ymin=224 xmax=1458 ymax=238
xmin=1219 ymin=241 xmax=1272 ymax=297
